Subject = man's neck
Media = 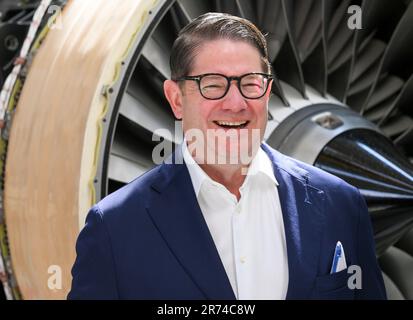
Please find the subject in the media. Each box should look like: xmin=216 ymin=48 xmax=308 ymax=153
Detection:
xmin=199 ymin=163 xmax=248 ymax=201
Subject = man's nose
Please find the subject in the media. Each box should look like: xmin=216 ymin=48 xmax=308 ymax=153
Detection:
xmin=221 ymin=82 xmax=248 ymax=112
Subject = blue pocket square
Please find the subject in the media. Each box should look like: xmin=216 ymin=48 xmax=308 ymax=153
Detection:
xmin=330 ymin=241 xmax=347 ymax=274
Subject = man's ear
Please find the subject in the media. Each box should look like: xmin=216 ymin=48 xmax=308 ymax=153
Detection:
xmin=265 ymin=79 xmax=273 ymax=99
xmin=164 ymin=80 xmax=183 ymax=119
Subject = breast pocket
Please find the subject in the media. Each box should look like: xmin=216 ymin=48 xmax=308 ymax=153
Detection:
xmin=313 ymin=269 xmax=355 ymax=300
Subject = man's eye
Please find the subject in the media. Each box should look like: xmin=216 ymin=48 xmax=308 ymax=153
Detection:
xmin=243 ymin=83 xmax=258 ymax=86
xmin=203 ymin=84 xmax=224 ymax=90
xmin=242 ymin=83 xmax=261 ymax=88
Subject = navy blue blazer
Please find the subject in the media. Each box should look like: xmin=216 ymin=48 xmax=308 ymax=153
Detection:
xmin=68 ymin=143 xmax=386 ymax=299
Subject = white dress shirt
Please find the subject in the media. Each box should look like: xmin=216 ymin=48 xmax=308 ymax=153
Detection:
xmin=182 ymin=142 xmax=289 ymax=300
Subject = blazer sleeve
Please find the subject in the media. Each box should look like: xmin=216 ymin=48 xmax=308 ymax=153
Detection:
xmin=354 ymin=189 xmax=387 ymax=300
xmin=67 ymin=205 xmax=119 ymax=299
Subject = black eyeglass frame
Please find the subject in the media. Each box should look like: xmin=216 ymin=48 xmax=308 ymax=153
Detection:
xmin=173 ymin=72 xmax=274 ymax=100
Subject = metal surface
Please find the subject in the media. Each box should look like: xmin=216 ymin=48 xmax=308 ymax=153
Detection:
xmin=268 ymin=104 xmax=380 ymax=164
xmin=1 ymin=0 xmax=413 ymax=299
xmin=0 ymin=1 xmax=39 ymax=88
xmin=316 ymin=129 xmax=413 ymax=255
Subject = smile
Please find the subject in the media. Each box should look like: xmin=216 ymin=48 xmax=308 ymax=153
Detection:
xmin=213 ymin=120 xmax=249 ymax=129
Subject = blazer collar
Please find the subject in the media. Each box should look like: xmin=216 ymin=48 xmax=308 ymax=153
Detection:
xmin=147 ymin=146 xmax=236 ymax=299
xmin=148 ymin=144 xmax=325 ymax=299
xmin=262 ymin=143 xmax=326 ymax=299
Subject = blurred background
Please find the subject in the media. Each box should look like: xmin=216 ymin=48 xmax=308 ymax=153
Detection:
xmin=0 ymin=0 xmax=412 ymax=299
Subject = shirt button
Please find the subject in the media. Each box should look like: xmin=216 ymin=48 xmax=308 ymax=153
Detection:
xmin=240 ymin=256 xmax=246 ymax=263
xmin=236 ymin=206 xmax=241 ymax=214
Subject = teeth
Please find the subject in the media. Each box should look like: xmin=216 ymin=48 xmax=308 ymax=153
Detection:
xmin=215 ymin=121 xmax=247 ymax=126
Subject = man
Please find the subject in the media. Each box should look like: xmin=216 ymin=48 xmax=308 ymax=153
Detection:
xmin=68 ymin=13 xmax=386 ymax=300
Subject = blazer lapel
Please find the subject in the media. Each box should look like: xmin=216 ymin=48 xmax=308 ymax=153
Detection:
xmin=147 ymin=144 xmax=325 ymax=300
xmin=146 ymin=149 xmax=235 ymax=300
xmin=262 ymin=144 xmax=326 ymax=299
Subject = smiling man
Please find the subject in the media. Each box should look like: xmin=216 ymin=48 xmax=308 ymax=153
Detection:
xmin=164 ymin=33 xmax=272 ymax=200
xmin=68 ymin=12 xmax=386 ymax=300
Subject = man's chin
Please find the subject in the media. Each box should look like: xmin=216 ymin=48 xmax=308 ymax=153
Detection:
xmin=207 ymin=143 xmax=259 ymax=166
xmin=185 ymin=127 xmax=263 ymax=165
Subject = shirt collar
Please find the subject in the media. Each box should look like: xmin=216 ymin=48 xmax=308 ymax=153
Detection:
xmin=246 ymin=145 xmax=279 ymax=187
xmin=182 ymin=139 xmax=212 ymax=197
xmin=182 ymin=140 xmax=278 ymax=197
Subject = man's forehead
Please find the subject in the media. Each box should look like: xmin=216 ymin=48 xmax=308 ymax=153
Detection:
xmin=189 ymin=39 xmax=264 ymax=75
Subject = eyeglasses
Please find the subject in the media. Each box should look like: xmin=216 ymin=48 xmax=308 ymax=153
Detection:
xmin=174 ymin=72 xmax=274 ymax=100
